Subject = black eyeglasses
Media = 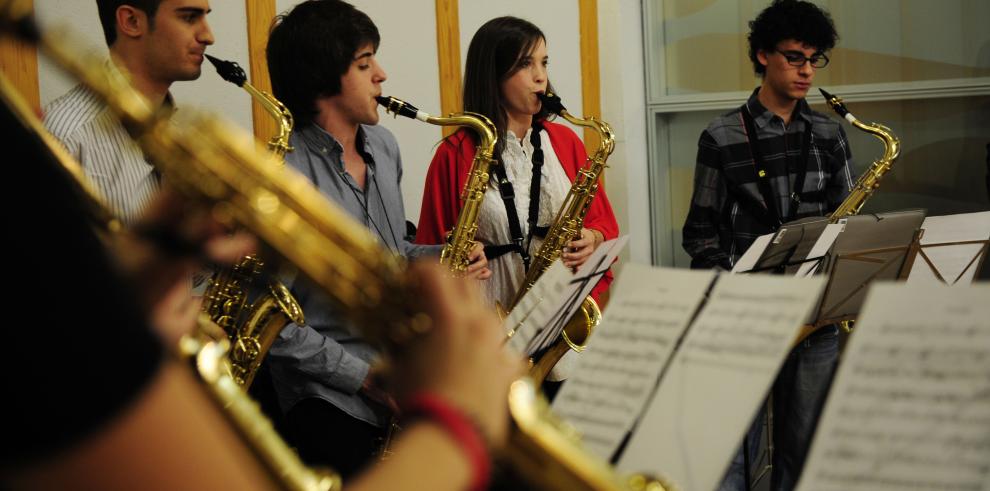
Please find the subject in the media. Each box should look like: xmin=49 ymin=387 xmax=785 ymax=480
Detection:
xmin=777 ymin=50 xmax=829 ymax=68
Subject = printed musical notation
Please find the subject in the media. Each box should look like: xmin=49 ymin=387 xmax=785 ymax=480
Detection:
xmin=617 ymin=273 xmax=826 ymax=491
xmin=551 ymin=267 xmax=715 ymax=459
xmin=907 ymin=211 xmax=990 ymax=286
xmin=797 ymin=283 xmax=990 ymax=491
xmin=505 ymin=236 xmax=629 ymax=356
xmin=504 ymin=260 xmax=573 ymax=355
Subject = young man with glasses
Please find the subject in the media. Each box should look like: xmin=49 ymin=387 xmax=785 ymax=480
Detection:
xmin=682 ymin=1 xmax=854 ymax=489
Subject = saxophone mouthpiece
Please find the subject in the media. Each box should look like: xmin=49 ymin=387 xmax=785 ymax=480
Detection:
xmin=819 ymin=88 xmax=850 ymax=119
xmin=536 ymin=90 xmax=566 ymax=116
xmin=376 ymin=95 xmax=428 ymax=121
xmin=205 ymin=54 xmax=247 ymax=87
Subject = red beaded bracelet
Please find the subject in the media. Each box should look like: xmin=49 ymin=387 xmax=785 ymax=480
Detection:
xmin=401 ymin=393 xmax=491 ymax=491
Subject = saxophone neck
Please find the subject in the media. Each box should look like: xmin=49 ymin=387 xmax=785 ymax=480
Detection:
xmin=538 ymin=91 xmax=615 ymax=160
xmin=205 ymin=54 xmax=294 ymax=158
xmin=856 ymin=120 xmax=901 ymax=163
xmin=377 ymin=95 xmax=497 ymax=157
xmin=241 ymin=82 xmax=294 ymax=159
xmin=820 ymin=87 xmax=900 ymax=164
xmin=434 ymin=111 xmax=497 ymax=159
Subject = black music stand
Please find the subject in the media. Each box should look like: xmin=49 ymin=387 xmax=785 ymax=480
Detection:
xmin=812 ymin=209 xmax=927 ymax=327
xmin=751 ymin=217 xmax=831 ymax=275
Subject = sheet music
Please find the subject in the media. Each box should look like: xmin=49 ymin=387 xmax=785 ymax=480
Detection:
xmin=795 ymin=224 xmax=844 ymax=277
xmin=527 ymin=236 xmax=630 ymax=355
xmin=504 ymin=261 xmax=572 ymax=354
xmin=907 ymin=211 xmax=990 ymax=286
xmin=551 ymin=266 xmax=715 ymax=459
xmin=732 ymin=233 xmax=774 ymax=274
xmin=797 ymin=283 xmax=990 ymax=491
xmin=617 ymin=274 xmax=826 ymax=491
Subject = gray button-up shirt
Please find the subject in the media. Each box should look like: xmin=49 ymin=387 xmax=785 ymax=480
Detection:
xmin=268 ymin=123 xmax=440 ymax=426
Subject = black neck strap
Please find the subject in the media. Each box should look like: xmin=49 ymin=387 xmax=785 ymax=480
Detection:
xmin=485 ymin=120 xmax=547 ymax=270
xmin=740 ymin=105 xmax=812 ymax=227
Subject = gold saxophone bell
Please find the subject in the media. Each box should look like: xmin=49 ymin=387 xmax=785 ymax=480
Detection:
xmin=528 ymin=296 xmax=601 ymax=384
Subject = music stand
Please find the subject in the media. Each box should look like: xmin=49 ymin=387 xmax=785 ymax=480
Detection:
xmin=751 ymin=217 xmax=831 ymax=275
xmin=907 ymin=211 xmax=990 ymax=286
xmin=813 ymin=209 xmax=927 ymax=327
xmin=912 ymin=240 xmax=989 ymax=284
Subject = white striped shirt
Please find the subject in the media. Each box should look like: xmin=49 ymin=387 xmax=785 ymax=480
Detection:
xmin=44 ymin=84 xmax=160 ymax=222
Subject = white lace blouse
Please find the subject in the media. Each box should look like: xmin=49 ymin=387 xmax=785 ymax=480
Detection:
xmin=476 ymin=127 xmax=572 ymax=309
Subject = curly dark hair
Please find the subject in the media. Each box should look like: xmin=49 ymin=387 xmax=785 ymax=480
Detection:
xmin=267 ymin=0 xmax=380 ymax=125
xmin=748 ymin=0 xmax=838 ymax=75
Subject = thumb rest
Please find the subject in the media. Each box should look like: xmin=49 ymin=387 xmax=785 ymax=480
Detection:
xmin=0 ymin=4 xmax=668 ymax=489
xmin=508 ymin=90 xmax=616 ymax=383
xmin=201 ymin=54 xmax=305 ymax=388
xmin=376 ymin=95 xmax=497 ymax=275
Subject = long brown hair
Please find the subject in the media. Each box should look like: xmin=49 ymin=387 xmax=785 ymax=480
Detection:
xmin=462 ymin=16 xmax=554 ymax=158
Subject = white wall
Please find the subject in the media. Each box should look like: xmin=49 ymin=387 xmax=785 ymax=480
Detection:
xmin=601 ymin=0 xmax=650 ymax=264
xmin=35 ymin=0 xmax=253 ymax=132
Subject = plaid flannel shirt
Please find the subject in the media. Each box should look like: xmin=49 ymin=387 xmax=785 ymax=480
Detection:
xmin=683 ymin=89 xmax=856 ymax=270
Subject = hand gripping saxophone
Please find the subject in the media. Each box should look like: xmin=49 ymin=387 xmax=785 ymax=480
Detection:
xmin=375 ymin=95 xmax=497 ymax=275
xmin=509 ymin=90 xmax=616 ymax=382
xmin=0 ymin=4 xmax=667 ymax=489
xmin=199 ymin=54 xmax=304 ymax=388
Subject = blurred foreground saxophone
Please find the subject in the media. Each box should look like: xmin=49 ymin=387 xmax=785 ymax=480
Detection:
xmin=199 ymin=54 xmax=304 ymax=388
xmin=0 ymin=65 xmax=339 ymax=491
xmin=376 ymin=95 xmax=497 ymax=275
xmin=509 ymin=90 xmax=615 ymax=382
xmin=0 ymin=4 xmax=667 ymax=489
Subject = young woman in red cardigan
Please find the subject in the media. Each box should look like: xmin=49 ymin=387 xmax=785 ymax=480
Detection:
xmin=416 ymin=17 xmax=619 ymax=337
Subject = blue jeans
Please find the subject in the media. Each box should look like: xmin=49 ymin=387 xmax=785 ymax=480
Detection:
xmin=718 ymin=325 xmax=839 ymax=491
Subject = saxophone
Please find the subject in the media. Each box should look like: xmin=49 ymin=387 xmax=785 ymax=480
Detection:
xmin=788 ymin=88 xmax=902 ymax=345
xmin=819 ymin=88 xmax=901 ymax=220
xmin=0 ymin=50 xmax=339 ymax=491
xmin=508 ymin=90 xmax=616 ymax=382
xmin=376 ymin=95 xmax=497 ymax=275
xmin=199 ymin=54 xmax=304 ymax=388
xmin=1 ymin=6 xmax=666 ymax=489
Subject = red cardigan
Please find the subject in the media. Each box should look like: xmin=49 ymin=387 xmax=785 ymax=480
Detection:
xmin=415 ymin=121 xmax=619 ymax=303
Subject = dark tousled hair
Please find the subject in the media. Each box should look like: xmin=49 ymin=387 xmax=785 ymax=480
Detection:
xmin=266 ymin=0 xmax=380 ymax=125
xmin=748 ymin=0 xmax=838 ymax=75
xmin=462 ymin=16 xmax=554 ymax=158
xmin=97 ymin=0 xmax=163 ymax=46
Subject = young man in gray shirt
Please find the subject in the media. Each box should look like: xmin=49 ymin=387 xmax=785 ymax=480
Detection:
xmin=265 ymin=0 xmax=488 ymax=477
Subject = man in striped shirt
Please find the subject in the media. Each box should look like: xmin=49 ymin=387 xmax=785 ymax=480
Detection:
xmin=44 ymin=0 xmax=214 ymax=222
xmin=682 ymin=1 xmax=855 ymax=490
